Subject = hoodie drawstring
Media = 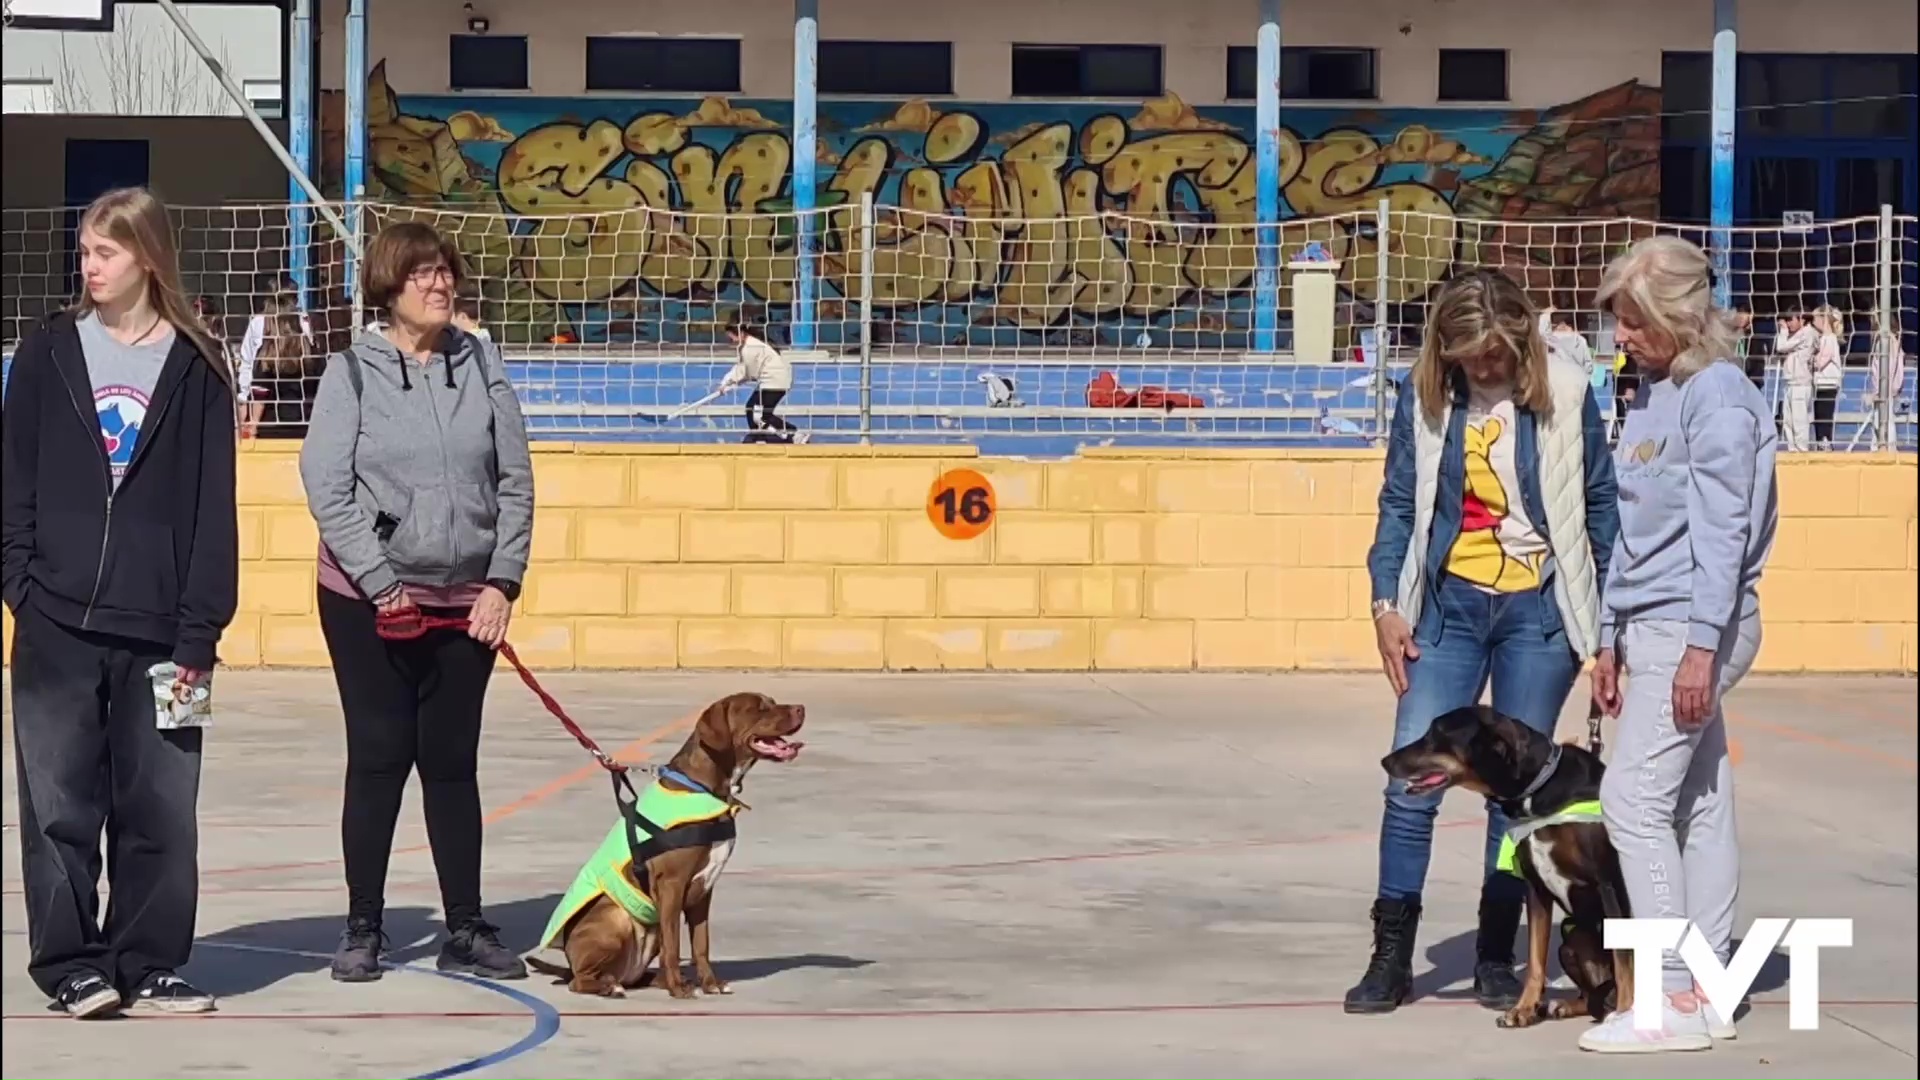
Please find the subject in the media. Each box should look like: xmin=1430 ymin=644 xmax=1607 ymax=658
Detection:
xmin=399 ymin=358 xmax=413 ymax=391
xmin=444 ymin=354 xmax=456 ymax=389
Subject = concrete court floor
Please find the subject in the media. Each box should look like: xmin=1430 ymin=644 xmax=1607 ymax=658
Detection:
xmin=1 ymin=670 xmax=1915 ymax=1080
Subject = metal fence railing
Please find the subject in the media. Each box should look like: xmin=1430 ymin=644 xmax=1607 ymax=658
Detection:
xmin=3 ymin=200 xmax=1914 ymax=454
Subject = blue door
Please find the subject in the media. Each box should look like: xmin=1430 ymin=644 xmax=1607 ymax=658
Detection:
xmin=62 ymin=138 xmax=151 ymax=294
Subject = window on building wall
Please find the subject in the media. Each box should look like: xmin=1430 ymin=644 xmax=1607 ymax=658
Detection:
xmin=1225 ymin=45 xmax=1258 ymax=100
xmin=1437 ymin=49 xmax=1508 ymax=102
xmin=449 ymin=35 xmax=528 ymax=91
xmin=1832 ymin=55 xmax=1915 ymax=138
xmin=1741 ymin=54 xmax=1826 ymax=137
xmin=1011 ymin=44 xmax=1162 ymax=98
xmin=819 ymin=41 xmax=953 ymax=96
xmin=585 ymin=37 xmax=741 ymax=93
xmin=1280 ymin=47 xmax=1376 ymax=100
xmin=243 ymin=78 xmax=283 ymax=120
xmin=1661 ymin=52 xmax=1710 ymax=142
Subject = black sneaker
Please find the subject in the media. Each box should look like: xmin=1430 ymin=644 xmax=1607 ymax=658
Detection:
xmin=1473 ymin=960 xmax=1524 ymax=1009
xmin=437 ymin=919 xmax=527 ymax=980
xmin=331 ymin=917 xmax=388 ymax=983
xmin=56 ymin=971 xmax=122 ymax=1019
xmin=1473 ymin=889 xmax=1526 ymax=1010
xmin=127 ymin=972 xmax=217 ymax=1014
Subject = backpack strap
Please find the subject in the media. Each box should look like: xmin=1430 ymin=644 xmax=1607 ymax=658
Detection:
xmin=337 ymin=348 xmax=364 ymax=401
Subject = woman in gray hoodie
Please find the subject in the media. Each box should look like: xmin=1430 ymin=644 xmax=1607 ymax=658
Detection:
xmin=1583 ymin=234 xmax=1778 ymax=1054
xmin=298 ymin=222 xmax=535 ymax=984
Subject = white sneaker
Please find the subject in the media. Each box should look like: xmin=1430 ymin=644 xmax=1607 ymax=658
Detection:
xmin=1697 ymin=983 xmax=1743 ymax=1037
xmin=1577 ymin=997 xmax=1714 ymax=1054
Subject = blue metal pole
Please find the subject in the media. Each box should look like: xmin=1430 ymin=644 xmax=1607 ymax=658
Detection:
xmin=1253 ymin=0 xmax=1280 ymax=354
xmin=344 ymin=0 xmax=368 ymax=298
xmin=791 ymin=0 xmax=818 ymax=350
xmin=288 ymin=0 xmax=313 ymax=312
xmin=1710 ymin=0 xmax=1736 ymax=309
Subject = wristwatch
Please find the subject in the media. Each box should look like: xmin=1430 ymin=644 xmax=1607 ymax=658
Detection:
xmin=1370 ymin=599 xmax=1399 ymax=621
xmin=487 ymin=578 xmax=522 ymax=603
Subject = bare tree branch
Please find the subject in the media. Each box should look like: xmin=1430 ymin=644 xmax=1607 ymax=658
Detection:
xmin=38 ymin=17 xmax=240 ymax=115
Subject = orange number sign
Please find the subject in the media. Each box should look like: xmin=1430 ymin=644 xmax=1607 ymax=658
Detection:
xmin=927 ymin=469 xmax=996 ymax=540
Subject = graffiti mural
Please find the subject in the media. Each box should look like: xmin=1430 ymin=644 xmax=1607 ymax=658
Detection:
xmin=346 ymin=62 xmax=1659 ymax=347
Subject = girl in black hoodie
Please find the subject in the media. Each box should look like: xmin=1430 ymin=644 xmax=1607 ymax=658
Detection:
xmin=1 ymin=187 xmax=238 ymax=1019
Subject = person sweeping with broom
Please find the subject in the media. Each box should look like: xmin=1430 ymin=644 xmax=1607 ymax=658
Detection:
xmin=719 ymin=321 xmax=808 ymax=444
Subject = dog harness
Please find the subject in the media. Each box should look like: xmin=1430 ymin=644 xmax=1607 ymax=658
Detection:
xmin=1496 ymin=800 xmax=1605 ymax=875
xmin=538 ymin=769 xmax=741 ymax=946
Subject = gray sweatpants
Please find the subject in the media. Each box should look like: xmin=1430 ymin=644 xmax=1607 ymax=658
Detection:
xmin=1601 ymin=615 xmax=1762 ymax=993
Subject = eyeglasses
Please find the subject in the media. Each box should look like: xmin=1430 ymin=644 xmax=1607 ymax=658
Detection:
xmin=409 ymin=264 xmax=455 ymax=285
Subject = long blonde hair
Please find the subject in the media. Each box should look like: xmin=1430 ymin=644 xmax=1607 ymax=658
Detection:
xmin=1595 ymin=234 xmax=1739 ymax=384
xmin=73 ymin=187 xmax=229 ymax=384
xmin=1409 ymin=269 xmax=1554 ymax=422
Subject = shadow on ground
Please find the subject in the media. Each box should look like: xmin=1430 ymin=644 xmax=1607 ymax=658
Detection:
xmin=184 ymin=895 xmax=871 ymax=999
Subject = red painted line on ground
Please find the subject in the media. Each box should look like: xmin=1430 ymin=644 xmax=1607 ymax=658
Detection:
xmin=1729 ymin=710 xmax=1918 ymax=774
xmin=4 ymin=998 xmax=1913 ymax=1023
xmin=729 ymin=820 xmax=1483 ymax=879
xmin=2 ymin=820 xmax=1484 ymax=897
xmin=194 ymin=715 xmax=693 ymax=879
xmin=3 ymin=821 xmax=347 ymax=831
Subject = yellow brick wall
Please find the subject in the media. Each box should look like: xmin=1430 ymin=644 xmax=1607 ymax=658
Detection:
xmin=1 ymin=444 xmax=1913 ymax=674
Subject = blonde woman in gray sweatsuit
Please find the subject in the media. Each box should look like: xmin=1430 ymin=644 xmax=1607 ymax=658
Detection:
xmin=1583 ymin=235 xmax=1779 ymax=1054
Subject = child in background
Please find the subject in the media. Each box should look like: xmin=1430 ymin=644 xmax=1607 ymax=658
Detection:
xmin=240 ymin=279 xmax=314 ymax=434
xmin=1810 ymin=305 xmax=1845 ymax=449
xmin=1775 ymin=306 xmax=1819 ymax=451
xmin=1545 ymin=311 xmax=1595 ymax=379
xmin=452 ymin=294 xmax=492 ymax=346
xmin=249 ymin=305 xmax=321 ymax=438
xmin=719 ymin=321 xmax=808 ymax=444
xmin=192 ymin=296 xmax=240 ymax=391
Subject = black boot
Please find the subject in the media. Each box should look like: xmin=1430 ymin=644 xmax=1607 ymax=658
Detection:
xmin=1473 ymin=879 xmax=1526 ymax=1010
xmin=1344 ymin=897 xmax=1421 ymax=1014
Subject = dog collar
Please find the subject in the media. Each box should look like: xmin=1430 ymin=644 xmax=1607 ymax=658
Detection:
xmin=657 ymin=766 xmax=717 ymax=797
xmin=1513 ymin=743 xmax=1562 ymax=804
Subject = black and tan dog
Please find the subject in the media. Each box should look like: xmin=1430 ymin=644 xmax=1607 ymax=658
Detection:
xmin=1381 ymin=705 xmax=1634 ymax=1028
xmin=528 ymin=692 xmax=805 ymax=999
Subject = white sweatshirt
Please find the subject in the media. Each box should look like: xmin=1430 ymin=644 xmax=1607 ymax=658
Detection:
xmin=721 ymin=335 xmax=793 ymax=392
xmin=1813 ymin=332 xmax=1844 ymax=390
xmin=1776 ymin=324 xmax=1819 ymax=387
xmin=238 ymin=311 xmax=315 ymax=396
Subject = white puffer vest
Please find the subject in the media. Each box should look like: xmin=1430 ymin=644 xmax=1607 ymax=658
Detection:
xmin=1392 ymin=354 xmax=1601 ymax=658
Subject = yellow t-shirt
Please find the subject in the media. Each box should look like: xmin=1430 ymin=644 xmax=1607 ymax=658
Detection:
xmin=1444 ymin=390 xmax=1549 ymax=593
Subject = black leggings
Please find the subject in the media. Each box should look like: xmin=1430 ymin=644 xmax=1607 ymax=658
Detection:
xmin=317 ymin=588 xmax=496 ymax=928
xmin=745 ymin=388 xmax=796 ymax=435
xmin=1813 ymin=386 xmax=1839 ymax=444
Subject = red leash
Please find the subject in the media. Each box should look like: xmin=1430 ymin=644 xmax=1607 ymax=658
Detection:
xmin=375 ymin=609 xmax=630 ymax=777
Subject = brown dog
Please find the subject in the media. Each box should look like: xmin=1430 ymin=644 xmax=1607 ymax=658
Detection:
xmin=526 ymin=692 xmax=805 ymax=998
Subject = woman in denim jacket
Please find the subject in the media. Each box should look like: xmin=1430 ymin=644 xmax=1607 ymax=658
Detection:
xmin=1346 ymin=270 xmax=1619 ymax=1016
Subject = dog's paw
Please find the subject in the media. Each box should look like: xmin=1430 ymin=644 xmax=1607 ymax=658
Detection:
xmin=665 ymin=982 xmax=698 ymax=1000
xmin=1496 ymin=1004 xmax=1543 ymax=1029
xmin=1547 ymin=998 xmax=1587 ymax=1021
xmin=699 ymin=979 xmax=732 ymax=996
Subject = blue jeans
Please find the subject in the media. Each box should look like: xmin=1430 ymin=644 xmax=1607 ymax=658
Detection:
xmin=1376 ymin=573 xmax=1581 ymax=903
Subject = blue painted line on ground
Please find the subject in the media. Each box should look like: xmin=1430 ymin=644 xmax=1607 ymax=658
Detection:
xmin=403 ymin=965 xmax=561 ymax=1080
xmin=0 ymin=929 xmax=562 ymax=1079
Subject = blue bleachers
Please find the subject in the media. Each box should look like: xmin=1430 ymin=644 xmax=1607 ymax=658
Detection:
xmin=5 ymin=351 xmax=1914 ymax=460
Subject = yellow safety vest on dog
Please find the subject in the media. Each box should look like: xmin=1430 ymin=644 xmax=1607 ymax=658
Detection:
xmin=539 ymin=780 xmax=739 ymax=946
xmin=1496 ymin=800 xmax=1605 ymax=876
